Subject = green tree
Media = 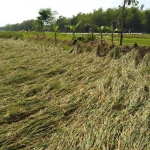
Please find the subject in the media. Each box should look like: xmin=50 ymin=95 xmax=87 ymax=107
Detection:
xmin=56 ymin=16 xmax=70 ymax=32
xmin=65 ymin=21 xmax=81 ymax=40
xmin=75 ymin=13 xmax=90 ymax=33
xmin=103 ymin=8 xmax=120 ymax=26
xmin=92 ymin=24 xmax=109 ymax=43
xmin=142 ymin=9 xmax=150 ymax=33
xmin=119 ymin=0 xmax=139 ymax=45
xmin=21 ymin=20 xmax=35 ymax=31
xmin=126 ymin=7 xmax=142 ymax=31
xmin=99 ymin=26 xmax=110 ymax=43
xmin=32 ymin=20 xmax=41 ymax=37
xmin=110 ymin=23 xmax=114 ymax=45
xmin=37 ymin=8 xmax=57 ymax=36
xmin=52 ymin=24 xmax=59 ymax=42
xmin=91 ymin=8 xmax=103 ymax=26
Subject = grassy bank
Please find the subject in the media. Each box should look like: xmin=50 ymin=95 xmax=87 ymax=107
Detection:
xmin=0 ymin=38 xmax=150 ymax=149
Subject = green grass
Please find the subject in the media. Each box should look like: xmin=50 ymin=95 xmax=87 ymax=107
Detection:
xmin=0 ymin=31 xmax=23 ymax=39
xmin=0 ymin=38 xmax=150 ymax=149
xmin=1 ymin=31 xmax=150 ymax=47
xmin=112 ymin=34 xmax=150 ymax=46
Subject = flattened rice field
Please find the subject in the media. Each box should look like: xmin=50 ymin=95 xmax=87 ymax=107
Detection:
xmin=0 ymin=38 xmax=150 ymax=149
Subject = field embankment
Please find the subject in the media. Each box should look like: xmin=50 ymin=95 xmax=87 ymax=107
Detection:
xmin=0 ymin=38 xmax=150 ymax=149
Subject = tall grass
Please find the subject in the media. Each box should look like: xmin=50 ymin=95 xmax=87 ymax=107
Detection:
xmin=0 ymin=38 xmax=150 ymax=149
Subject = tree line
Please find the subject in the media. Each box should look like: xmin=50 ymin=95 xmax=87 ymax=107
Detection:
xmin=0 ymin=5 xmax=150 ymax=34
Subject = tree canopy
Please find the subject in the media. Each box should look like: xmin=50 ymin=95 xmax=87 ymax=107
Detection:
xmin=37 ymin=8 xmax=55 ymax=25
xmin=1 ymin=5 xmax=150 ymax=34
xmin=36 ymin=8 xmax=58 ymax=33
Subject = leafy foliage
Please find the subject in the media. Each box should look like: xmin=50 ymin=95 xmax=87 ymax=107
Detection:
xmin=1 ymin=6 xmax=150 ymax=35
xmin=37 ymin=8 xmax=55 ymax=25
xmin=65 ymin=21 xmax=81 ymax=40
xmin=36 ymin=8 xmax=58 ymax=34
xmin=52 ymin=24 xmax=59 ymax=42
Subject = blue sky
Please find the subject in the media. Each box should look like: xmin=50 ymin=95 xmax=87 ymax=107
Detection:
xmin=0 ymin=0 xmax=149 ymax=27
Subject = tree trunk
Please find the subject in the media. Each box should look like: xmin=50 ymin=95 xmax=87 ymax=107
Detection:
xmin=54 ymin=32 xmax=57 ymax=42
xmin=120 ymin=1 xmax=126 ymax=46
xmin=91 ymin=32 xmax=94 ymax=41
xmin=111 ymin=24 xmax=114 ymax=45
xmin=72 ymin=32 xmax=75 ymax=40
xmin=101 ymin=32 xmax=102 ymax=44
xmin=120 ymin=31 xmax=123 ymax=46
xmin=42 ymin=30 xmax=44 ymax=37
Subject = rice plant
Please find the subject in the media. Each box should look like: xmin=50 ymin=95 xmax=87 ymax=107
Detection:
xmin=0 ymin=38 xmax=150 ymax=149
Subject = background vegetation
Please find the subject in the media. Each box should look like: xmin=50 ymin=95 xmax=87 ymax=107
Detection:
xmin=0 ymin=6 xmax=150 ymax=33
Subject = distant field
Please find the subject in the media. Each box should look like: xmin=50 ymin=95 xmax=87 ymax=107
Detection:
xmin=0 ymin=38 xmax=150 ymax=149
xmin=0 ymin=31 xmax=150 ymax=47
xmin=113 ymin=33 xmax=150 ymax=46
